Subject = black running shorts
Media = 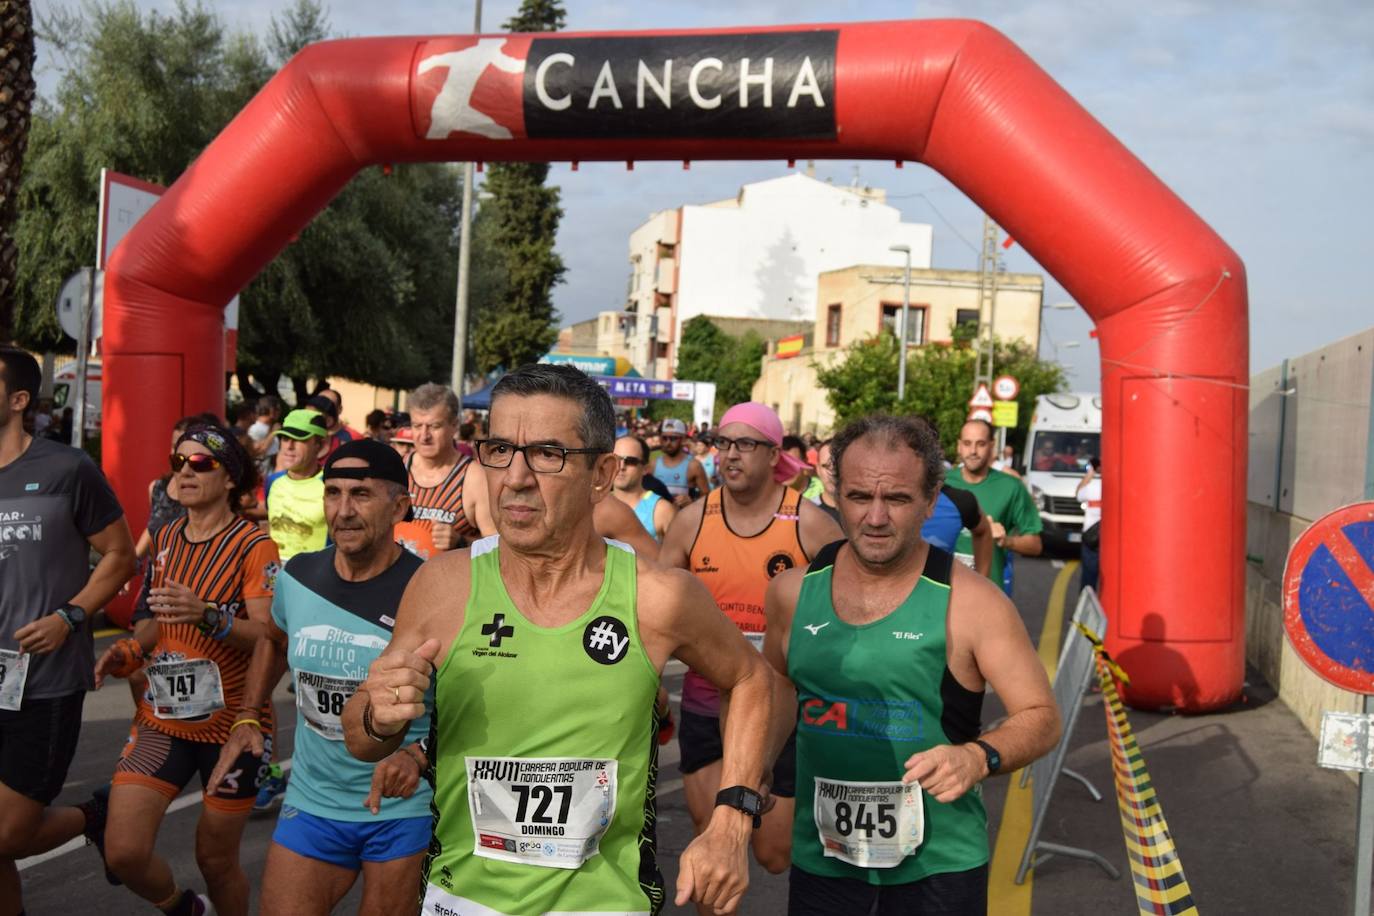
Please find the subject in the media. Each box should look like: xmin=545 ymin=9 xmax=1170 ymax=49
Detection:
xmin=0 ymin=692 xmax=85 ymax=804
xmin=113 ymin=720 xmax=272 ymax=814
xmin=788 ymin=863 xmax=989 ymax=916
xmin=677 ymin=708 xmax=797 ymax=798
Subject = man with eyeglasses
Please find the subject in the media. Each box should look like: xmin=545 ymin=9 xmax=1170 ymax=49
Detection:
xmin=265 ymin=409 xmax=331 ymax=562
xmin=0 ymin=346 xmax=137 ymax=915
xmin=655 ymin=418 xmax=711 ymax=508
xmin=344 ymin=364 xmax=790 ymax=916
xmin=612 ymin=435 xmax=677 ymax=542
xmin=660 ymin=402 xmax=844 ymax=885
xmin=392 ymin=383 xmax=494 ymax=560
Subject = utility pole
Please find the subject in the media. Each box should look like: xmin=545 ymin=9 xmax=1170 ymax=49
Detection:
xmin=974 ymin=215 xmax=1004 ymax=451
xmin=450 ymin=0 xmax=483 ymax=397
xmin=889 ymin=244 xmax=912 ymax=401
xmin=974 ymin=214 xmax=1000 ymax=391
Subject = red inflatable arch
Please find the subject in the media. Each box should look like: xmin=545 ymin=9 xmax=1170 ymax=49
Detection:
xmin=102 ymin=20 xmax=1247 ymax=711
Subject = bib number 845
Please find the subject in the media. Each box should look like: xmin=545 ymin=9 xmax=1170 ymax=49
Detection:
xmin=834 ymin=801 xmax=897 ymax=839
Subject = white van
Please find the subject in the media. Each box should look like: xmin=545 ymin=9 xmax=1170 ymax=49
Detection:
xmin=1022 ymin=392 xmax=1101 ymax=547
xmin=52 ymin=358 xmax=102 ymax=434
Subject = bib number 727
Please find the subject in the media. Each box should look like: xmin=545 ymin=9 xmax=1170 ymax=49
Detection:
xmin=813 ymin=777 xmax=924 ymax=869
xmin=467 ymin=756 xmax=617 ymax=870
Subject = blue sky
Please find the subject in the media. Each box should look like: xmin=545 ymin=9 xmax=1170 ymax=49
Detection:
xmin=35 ymin=1 xmax=1374 ymax=389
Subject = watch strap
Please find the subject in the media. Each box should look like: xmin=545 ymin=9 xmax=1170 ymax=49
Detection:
xmin=973 ymin=739 xmax=1001 ymax=775
xmin=55 ymin=607 xmax=76 ymax=632
xmin=714 ymin=785 xmax=763 ymax=828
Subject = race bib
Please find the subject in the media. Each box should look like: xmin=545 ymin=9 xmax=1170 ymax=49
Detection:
xmin=295 ymin=670 xmax=362 ymax=741
xmin=0 ymin=649 xmax=30 ymax=712
xmin=745 ymin=631 xmax=766 ymax=653
xmin=954 ymin=552 xmax=976 ymax=569
xmin=147 ymin=658 xmax=225 ymax=719
xmin=466 ymin=756 xmax=617 ymax=870
xmin=813 ymin=777 xmax=924 ymax=869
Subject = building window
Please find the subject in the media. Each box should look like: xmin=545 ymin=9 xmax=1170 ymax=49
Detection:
xmin=955 ymin=308 xmax=980 ymax=338
xmin=881 ymin=303 xmax=925 ymax=345
xmin=826 ymin=304 xmax=842 ymax=347
xmin=656 ymin=341 xmax=670 ymax=359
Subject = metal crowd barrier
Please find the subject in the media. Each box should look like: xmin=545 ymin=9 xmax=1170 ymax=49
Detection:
xmin=1014 ymin=586 xmax=1121 ymax=884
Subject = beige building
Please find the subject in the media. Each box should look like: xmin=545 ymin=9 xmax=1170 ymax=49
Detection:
xmin=752 ymin=265 xmax=1044 ymax=435
xmin=557 ymin=311 xmax=636 ymax=365
xmin=618 ymin=172 xmax=932 ymax=379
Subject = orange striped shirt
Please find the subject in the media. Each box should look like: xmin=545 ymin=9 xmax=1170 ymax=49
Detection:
xmin=137 ymin=516 xmax=280 ymax=743
xmin=394 ymin=456 xmax=478 ymax=559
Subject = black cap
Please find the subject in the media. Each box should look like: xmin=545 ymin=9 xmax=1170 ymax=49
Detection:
xmin=305 ymin=395 xmax=339 ymax=420
xmin=323 ymin=439 xmax=409 ymax=488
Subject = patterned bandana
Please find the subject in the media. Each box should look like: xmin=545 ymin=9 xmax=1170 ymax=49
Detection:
xmin=176 ymin=425 xmax=245 ymax=487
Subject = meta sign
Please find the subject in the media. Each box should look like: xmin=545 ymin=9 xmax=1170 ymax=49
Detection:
xmin=595 ymin=377 xmax=692 ymax=401
xmin=1283 ymin=502 xmax=1374 ymax=693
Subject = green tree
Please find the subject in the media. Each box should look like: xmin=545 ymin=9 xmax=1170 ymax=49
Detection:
xmin=816 ymin=334 xmax=1066 ymax=456
xmin=467 ymin=0 xmax=567 ymax=374
xmin=653 ymin=316 xmax=766 ymax=420
xmin=14 ymin=1 xmax=463 ymax=399
xmin=0 ymin=0 xmax=38 ymax=341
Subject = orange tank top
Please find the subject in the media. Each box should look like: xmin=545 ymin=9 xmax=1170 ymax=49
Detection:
xmin=394 ymin=456 xmax=478 ymax=559
xmin=683 ymin=487 xmax=806 ymax=715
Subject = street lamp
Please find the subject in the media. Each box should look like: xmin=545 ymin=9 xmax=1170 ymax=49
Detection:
xmin=450 ymin=0 xmax=484 ymax=398
xmin=888 ymin=244 xmax=912 ymax=401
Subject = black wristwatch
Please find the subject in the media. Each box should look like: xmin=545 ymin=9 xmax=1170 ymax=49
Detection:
xmin=56 ymin=603 xmax=87 ymax=633
xmin=198 ymin=604 xmax=222 ymax=635
xmin=714 ymin=786 xmax=763 ymax=828
xmin=972 ymin=739 xmax=1002 ymax=776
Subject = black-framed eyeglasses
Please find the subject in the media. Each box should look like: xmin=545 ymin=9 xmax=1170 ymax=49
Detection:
xmin=711 ymin=436 xmax=771 ymax=454
xmin=476 ymin=439 xmax=606 ymax=474
xmin=617 ymin=455 xmax=644 ymax=467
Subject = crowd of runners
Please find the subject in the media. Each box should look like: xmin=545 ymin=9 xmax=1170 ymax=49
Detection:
xmin=0 ymin=343 xmax=1063 ymax=915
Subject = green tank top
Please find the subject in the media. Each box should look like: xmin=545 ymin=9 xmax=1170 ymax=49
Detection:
xmin=788 ymin=541 xmax=988 ymax=885
xmin=422 ymin=536 xmax=663 ymax=916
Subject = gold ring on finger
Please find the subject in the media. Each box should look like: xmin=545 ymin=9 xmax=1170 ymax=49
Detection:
xmin=394 ymin=686 xmax=401 ymax=704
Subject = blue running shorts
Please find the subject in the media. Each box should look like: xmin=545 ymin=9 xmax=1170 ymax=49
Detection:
xmin=273 ymin=805 xmax=431 ymax=870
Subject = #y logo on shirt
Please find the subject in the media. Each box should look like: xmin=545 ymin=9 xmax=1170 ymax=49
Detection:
xmin=583 ymin=616 xmax=630 ymax=666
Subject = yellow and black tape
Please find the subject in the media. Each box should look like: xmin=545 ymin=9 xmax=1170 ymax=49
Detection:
xmin=1097 ymin=656 xmax=1199 ymax=916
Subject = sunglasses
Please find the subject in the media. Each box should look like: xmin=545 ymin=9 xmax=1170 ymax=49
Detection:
xmin=617 ymin=455 xmax=644 ymax=467
xmin=169 ymin=453 xmax=222 ymax=474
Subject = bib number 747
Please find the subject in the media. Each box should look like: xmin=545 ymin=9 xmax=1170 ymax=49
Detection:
xmin=813 ymin=776 xmax=924 ymax=869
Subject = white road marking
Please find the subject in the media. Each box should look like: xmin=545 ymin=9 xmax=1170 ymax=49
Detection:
xmin=1051 ymin=559 xmax=1065 ymax=569
xmin=21 ymin=751 xmax=687 ymax=873
xmin=18 ymin=760 xmax=293 ymax=872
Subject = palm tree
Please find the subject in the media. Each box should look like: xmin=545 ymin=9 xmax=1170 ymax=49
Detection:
xmin=0 ymin=0 xmax=36 ymax=342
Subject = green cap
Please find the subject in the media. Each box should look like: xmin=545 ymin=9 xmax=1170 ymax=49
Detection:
xmin=274 ymin=409 xmax=329 ymax=440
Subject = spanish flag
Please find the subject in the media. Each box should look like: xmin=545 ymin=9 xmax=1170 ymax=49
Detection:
xmin=776 ymin=335 xmax=805 ymax=359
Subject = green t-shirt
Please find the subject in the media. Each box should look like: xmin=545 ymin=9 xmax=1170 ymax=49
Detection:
xmin=943 ymin=468 xmax=1042 ymax=584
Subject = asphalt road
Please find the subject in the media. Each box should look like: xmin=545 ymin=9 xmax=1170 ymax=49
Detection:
xmin=15 ymin=555 xmax=1371 ymax=914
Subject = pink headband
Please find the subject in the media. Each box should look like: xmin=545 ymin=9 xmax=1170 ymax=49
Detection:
xmin=718 ymin=402 xmax=810 ymax=484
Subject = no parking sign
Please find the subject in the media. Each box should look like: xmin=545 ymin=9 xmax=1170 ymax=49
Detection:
xmin=1282 ymin=502 xmax=1374 ymax=694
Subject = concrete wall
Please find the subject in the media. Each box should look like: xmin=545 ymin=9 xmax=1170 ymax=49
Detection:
xmin=1246 ymin=327 xmax=1374 ymax=739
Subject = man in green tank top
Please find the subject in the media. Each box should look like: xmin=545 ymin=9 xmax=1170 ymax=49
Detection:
xmin=944 ymin=419 xmax=1043 ymax=587
xmin=341 ymin=364 xmax=793 ymax=916
xmin=762 ymin=415 xmax=1059 ymax=914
